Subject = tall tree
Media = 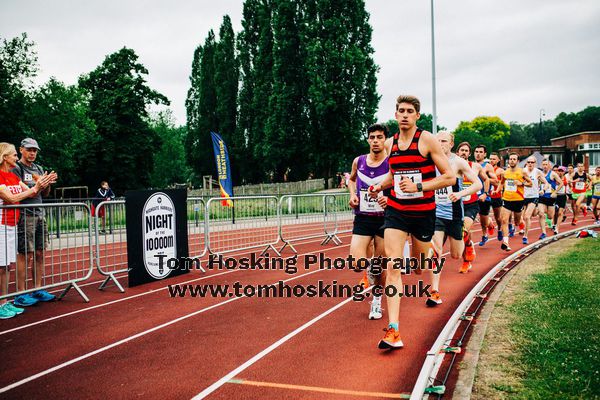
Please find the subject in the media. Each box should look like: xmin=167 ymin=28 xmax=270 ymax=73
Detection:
xmin=186 ymin=31 xmax=219 ymax=184
xmin=214 ymin=16 xmax=241 ymax=184
xmin=0 ymin=33 xmax=38 ymax=146
xmin=305 ymin=0 xmax=379 ymax=187
xmin=79 ymin=47 xmax=169 ymax=192
xmin=454 ymin=116 xmax=510 ymax=154
xmin=263 ymin=0 xmax=309 ymax=181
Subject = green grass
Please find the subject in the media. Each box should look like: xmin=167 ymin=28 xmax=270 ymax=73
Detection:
xmin=508 ymin=237 xmax=600 ymax=399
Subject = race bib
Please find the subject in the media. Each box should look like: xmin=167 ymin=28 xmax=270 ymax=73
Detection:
xmin=505 ymin=179 xmax=517 ymax=192
xmin=393 ymin=170 xmax=423 ymax=199
xmin=435 ymin=185 xmax=453 ymax=204
xmin=594 ymin=183 xmax=600 ymax=196
xmin=359 ymin=189 xmax=384 ymax=213
xmin=575 ymin=181 xmax=585 ymax=191
xmin=462 ymin=181 xmax=472 ymax=200
xmin=557 ymin=184 xmax=566 ymax=195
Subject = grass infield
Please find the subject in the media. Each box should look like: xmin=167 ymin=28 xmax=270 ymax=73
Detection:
xmin=504 ymin=236 xmax=600 ymax=398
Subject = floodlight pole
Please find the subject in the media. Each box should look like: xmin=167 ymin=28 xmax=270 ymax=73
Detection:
xmin=431 ymin=0 xmax=438 ymax=135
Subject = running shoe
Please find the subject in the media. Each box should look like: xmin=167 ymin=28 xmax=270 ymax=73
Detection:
xmin=464 ymin=243 xmax=476 ymax=262
xmin=539 ymin=233 xmax=547 ymax=240
xmin=501 ymin=242 xmax=511 ymax=251
xmin=562 ymin=214 xmax=567 ymax=222
xmin=487 ymin=224 xmax=495 ymax=236
xmin=0 ymin=304 xmax=16 ymax=319
xmin=459 ymin=261 xmax=471 ymax=273
xmin=508 ymin=224 xmax=515 ymax=237
xmin=479 ymin=235 xmax=489 ymax=246
xmin=553 ymin=227 xmax=559 ymax=235
xmin=583 ymin=208 xmax=588 ymax=217
xmin=519 ymin=221 xmax=525 ymax=231
xmin=519 ymin=229 xmax=525 ymax=235
xmin=522 ymin=237 xmax=528 ymax=245
xmin=426 ymin=290 xmax=443 ymax=306
xmin=359 ymin=272 xmax=370 ymax=289
xmin=31 ymin=290 xmax=56 ymax=302
xmin=546 ymin=217 xmax=553 ymax=228
xmin=369 ymin=299 xmax=383 ymax=320
xmin=571 ymin=218 xmax=577 ymax=226
xmin=378 ymin=327 xmax=404 ymax=349
xmin=13 ymin=294 xmax=39 ymax=307
xmin=595 ymin=219 xmax=600 ymax=225
xmin=4 ymin=302 xmax=24 ymax=314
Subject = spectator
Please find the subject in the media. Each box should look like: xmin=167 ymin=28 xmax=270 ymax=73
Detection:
xmin=92 ymin=181 xmax=115 ymax=234
xmin=11 ymin=138 xmax=58 ymax=307
xmin=0 ymin=142 xmax=53 ymax=318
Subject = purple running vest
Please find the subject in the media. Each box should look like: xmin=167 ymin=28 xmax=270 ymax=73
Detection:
xmin=355 ymin=154 xmax=389 ymax=216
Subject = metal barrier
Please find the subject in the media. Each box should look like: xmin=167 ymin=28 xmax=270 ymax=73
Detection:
xmin=206 ymin=196 xmax=280 ymax=256
xmin=409 ymin=224 xmax=597 ymax=399
xmin=94 ymin=200 xmax=127 ymax=292
xmin=326 ymin=192 xmax=353 ymax=235
xmin=94 ymin=197 xmax=209 ymax=292
xmin=0 ymin=203 xmax=94 ymax=303
xmin=278 ymin=194 xmax=339 ymax=253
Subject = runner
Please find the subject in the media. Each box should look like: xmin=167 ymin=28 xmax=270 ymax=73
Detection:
xmin=553 ymin=166 xmax=568 ymax=233
xmin=348 ymin=123 xmax=389 ymax=320
xmin=473 ymin=145 xmax=498 ymax=246
xmin=429 ymin=132 xmax=481 ymax=306
xmin=538 ymin=159 xmax=562 ymax=237
xmin=571 ymin=162 xmax=591 ymax=225
xmin=591 ymin=166 xmax=600 ymax=224
xmin=521 ymin=157 xmax=548 ymax=244
xmin=566 ymin=164 xmax=575 ymax=219
xmin=369 ymin=95 xmax=455 ymax=349
xmin=493 ymin=153 xmax=532 ymax=251
xmin=486 ymin=152 xmax=505 ymax=244
xmin=455 ymin=142 xmax=487 ymax=273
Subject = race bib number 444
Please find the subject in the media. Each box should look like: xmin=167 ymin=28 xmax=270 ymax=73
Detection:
xmin=359 ymin=189 xmax=383 ymax=213
xmin=394 ymin=170 xmax=423 ymax=199
xmin=435 ymin=185 xmax=453 ymax=204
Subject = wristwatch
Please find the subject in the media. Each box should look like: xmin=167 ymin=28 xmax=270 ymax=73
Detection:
xmin=416 ymin=182 xmax=423 ymax=192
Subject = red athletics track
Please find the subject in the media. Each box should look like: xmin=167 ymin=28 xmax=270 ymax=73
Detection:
xmin=0 ymin=215 xmax=594 ymax=399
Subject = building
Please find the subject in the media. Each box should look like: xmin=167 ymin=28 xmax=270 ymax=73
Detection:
xmin=498 ymin=131 xmax=600 ymax=172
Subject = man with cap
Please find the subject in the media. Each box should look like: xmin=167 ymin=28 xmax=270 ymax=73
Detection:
xmin=11 ymin=138 xmax=58 ymax=306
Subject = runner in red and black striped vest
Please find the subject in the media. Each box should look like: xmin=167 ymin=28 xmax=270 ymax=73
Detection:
xmin=368 ymin=95 xmax=455 ymax=350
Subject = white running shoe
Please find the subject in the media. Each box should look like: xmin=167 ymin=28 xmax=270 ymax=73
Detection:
xmin=369 ymin=299 xmax=383 ymax=320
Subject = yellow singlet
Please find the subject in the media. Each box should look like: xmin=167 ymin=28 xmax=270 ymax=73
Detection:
xmin=502 ymin=168 xmax=525 ymax=201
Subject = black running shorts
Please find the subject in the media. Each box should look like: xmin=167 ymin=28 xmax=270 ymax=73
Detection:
xmin=555 ymin=195 xmax=567 ymax=209
xmin=491 ymin=197 xmax=503 ymax=209
xmin=463 ymin=202 xmax=480 ymax=221
xmin=478 ymin=200 xmax=491 ymax=216
xmin=383 ymin=207 xmax=435 ymax=243
xmin=538 ymin=196 xmax=556 ymax=207
xmin=352 ymin=214 xmax=385 ymax=238
xmin=435 ymin=217 xmax=463 ymax=241
xmin=523 ymin=197 xmax=539 ymax=206
xmin=503 ymin=200 xmax=525 ymax=213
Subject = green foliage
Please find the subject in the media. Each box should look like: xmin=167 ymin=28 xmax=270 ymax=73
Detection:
xmin=454 ymin=116 xmax=510 ymax=154
xmin=0 ymin=33 xmax=38 ymax=146
xmin=79 ymin=47 xmax=169 ymax=192
xmin=25 ymin=78 xmax=98 ymax=186
xmin=555 ymin=106 xmax=600 ymax=137
xmin=417 ymin=113 xmax=446 ymax=133
xmin=149 ymin=110 xmax=191 ymax=188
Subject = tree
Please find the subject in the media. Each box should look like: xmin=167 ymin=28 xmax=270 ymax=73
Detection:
xmin=454 ymin=116 xmax=510 ymax=154
xmin=214 ymin=16 xmax=241 ymax=184
xmin=506 ymin=122 xmax=536 ymax=147
xmin=79 ymin=47 xmax=169 ymax=192
xmin=555 ymin=106 xmax=600 ymax=137
xmin=186 ymin=31 xmax=220 ymax=185
xmin=26 ymin=78 xmax=98 ymax=187
xmin=263 ymin=0 xmax=309 ymax=181
xmin=0 ymin=33 xmax=38 ymax=146
xmin=149 ymin=111 xmax=191 ymax=188
xmin=305 ymin=0 xmax=379 ymax=187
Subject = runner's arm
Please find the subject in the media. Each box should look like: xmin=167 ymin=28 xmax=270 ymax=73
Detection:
xmin=348 ymin=157 xmax=359 ymax=208
xmin=458 ymin=158 xmax=483 ymax=198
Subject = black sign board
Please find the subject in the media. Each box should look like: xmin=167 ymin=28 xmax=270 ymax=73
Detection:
xmin=126 ymin=189 xmax=189 ymax=287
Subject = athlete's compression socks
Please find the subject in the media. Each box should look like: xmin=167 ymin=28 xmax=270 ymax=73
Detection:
xmin=388 ymin=322 xmax=399 ymax=331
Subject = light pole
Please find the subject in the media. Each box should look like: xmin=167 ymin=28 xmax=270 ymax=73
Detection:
xmin=430 ymin=0 xmax=437 ymax=135
xmin=539 ymin=109 xmax=545 ymax=158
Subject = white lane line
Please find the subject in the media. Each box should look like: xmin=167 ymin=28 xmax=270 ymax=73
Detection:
xmin=192 ymin=290 xmax=368 ymax=399
xmin=0 ymin=235 xmax=352 ymax=336
xmin=0 ymin=257 xmax=346 ymax=394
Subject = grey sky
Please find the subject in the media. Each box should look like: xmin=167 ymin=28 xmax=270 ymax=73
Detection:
xmin=2 ymin=0 xmax=599 ymax=131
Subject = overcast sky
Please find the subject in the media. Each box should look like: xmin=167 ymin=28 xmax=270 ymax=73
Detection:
xmin=2 ymin=0 xmax=599 ymax=131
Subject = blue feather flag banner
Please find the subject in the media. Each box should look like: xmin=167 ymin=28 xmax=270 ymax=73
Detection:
xmin=210 ymin=131 xmax=233 ymax=206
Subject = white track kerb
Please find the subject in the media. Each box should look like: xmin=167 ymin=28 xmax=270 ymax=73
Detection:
xmin=409 ymin=224 xmax=597 ymax=399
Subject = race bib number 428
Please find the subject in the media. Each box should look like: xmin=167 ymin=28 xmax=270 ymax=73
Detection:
xmin=393 ymin=170 xmax=423 ymax=199
xmin=359 ymin=189 xmax=383 ymax=213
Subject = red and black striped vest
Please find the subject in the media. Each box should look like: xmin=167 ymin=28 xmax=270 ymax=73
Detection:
xmin=387 ymin=128 xmax=436 ymax=214
xmin=463 ymin=161 xmax=479 ymax=205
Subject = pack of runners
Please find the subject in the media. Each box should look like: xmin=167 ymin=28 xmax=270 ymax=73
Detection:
xmin=348 ymin=95 xmax=599 ymax=350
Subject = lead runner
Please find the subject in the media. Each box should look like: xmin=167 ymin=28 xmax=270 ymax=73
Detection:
xmin=369 ymin=95 xmax=455 ymax=349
